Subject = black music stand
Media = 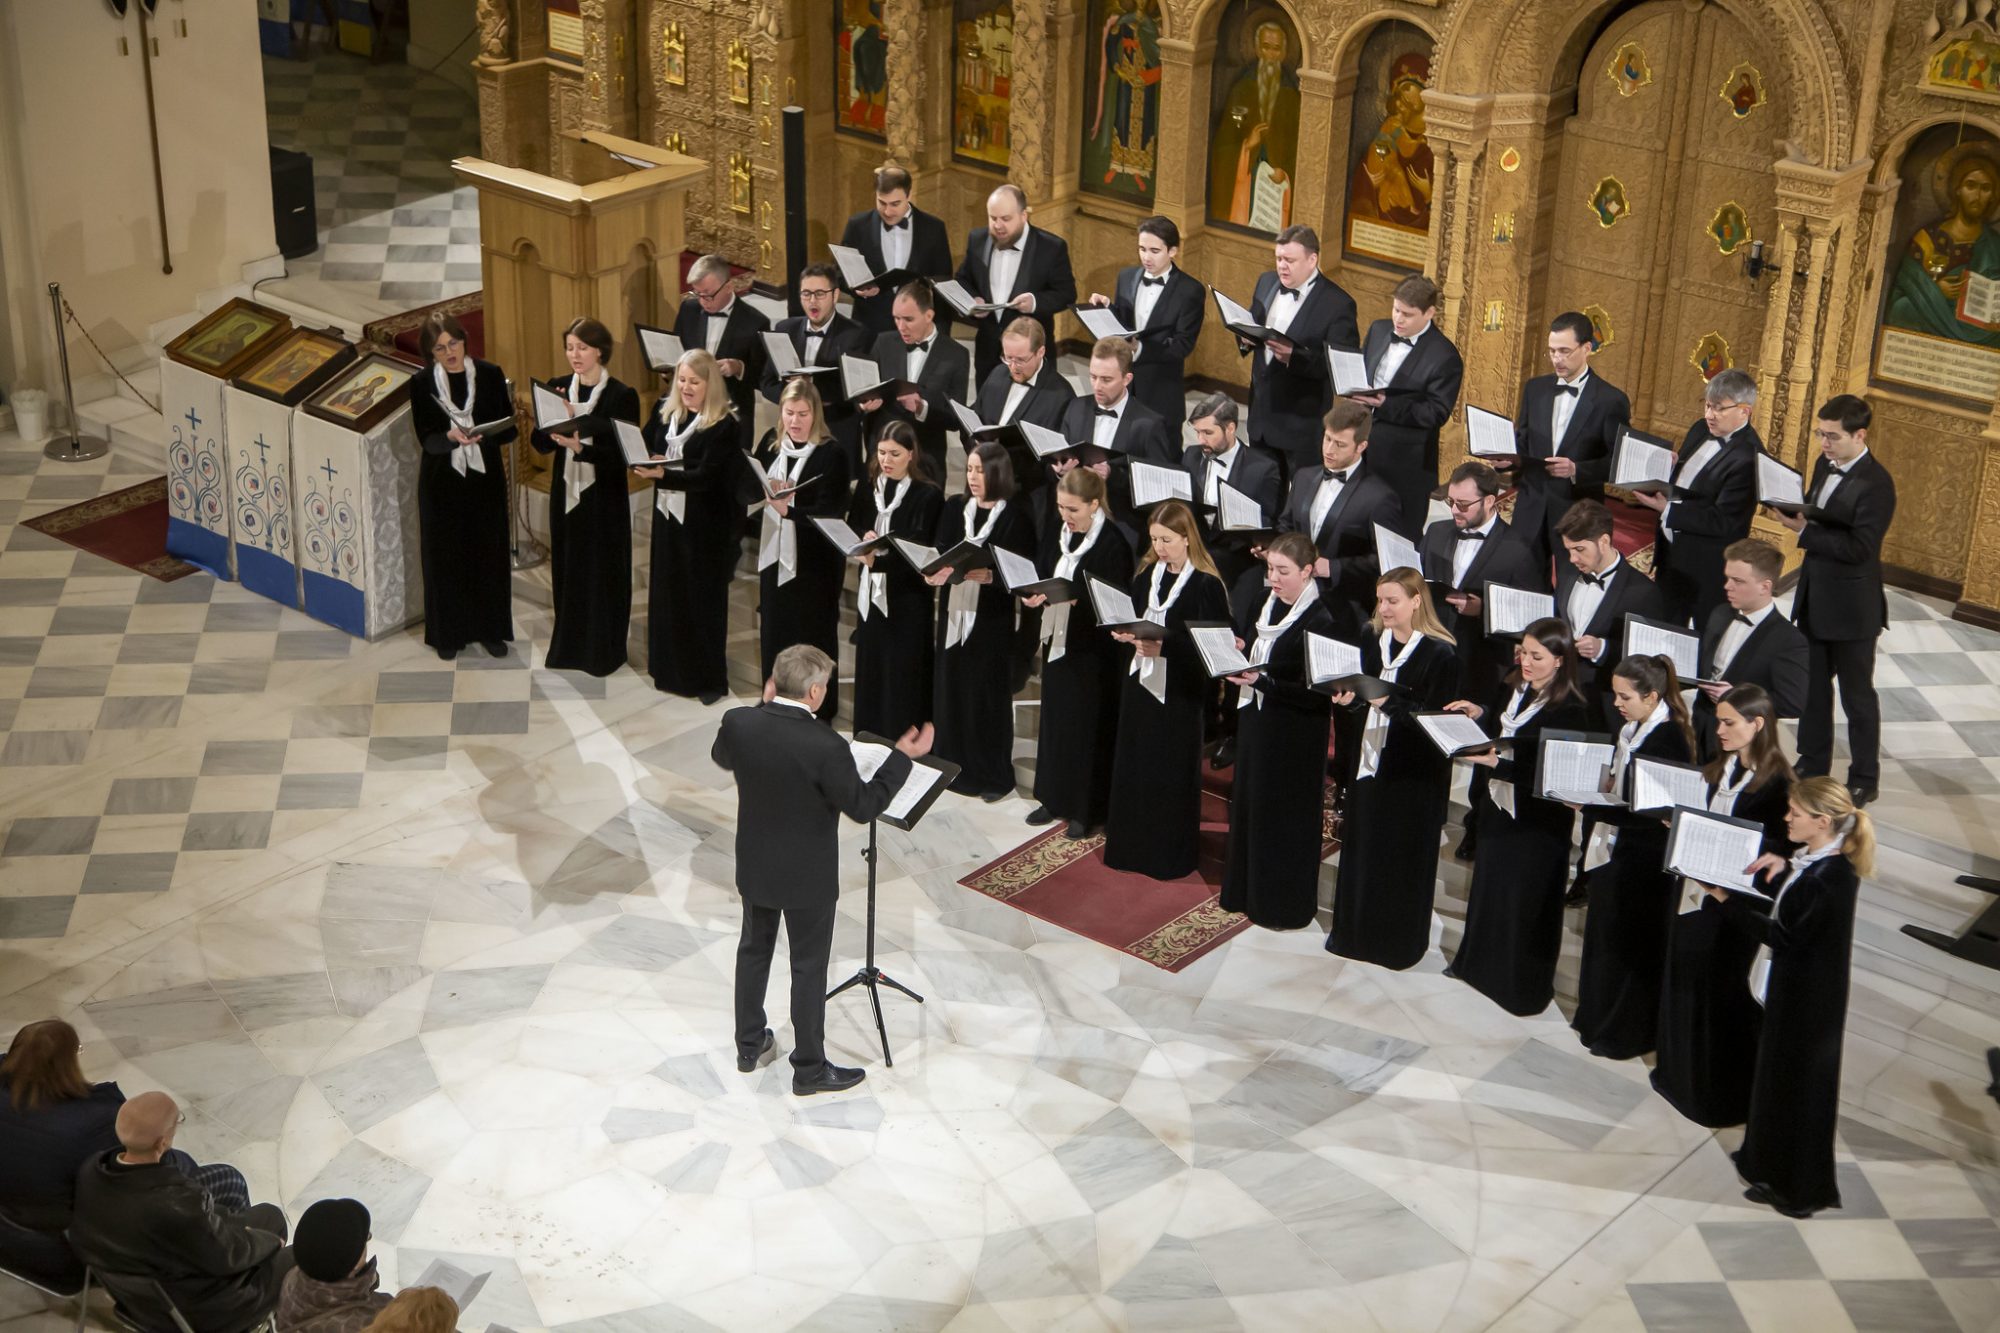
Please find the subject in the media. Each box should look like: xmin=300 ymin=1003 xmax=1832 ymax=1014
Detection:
xmin=827 ymin=736 xmax=958 ymax=1066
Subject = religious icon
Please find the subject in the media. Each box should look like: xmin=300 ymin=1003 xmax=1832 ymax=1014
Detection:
xmin=1344 ymin=24 xmax=1433 ymax=268
xmin=302 ymin=351 xmax=421 ymax=433
xmin=728 ymin=38 xmax=751 ymax=106
xmin=1499 ymin=145 xmax=1522 ymax=173
xmin=232 ymin=328 xmax=356 ymax=406
xmin=1607 ymin=42 xmax=1651 ymax=98
xmin=164 ymin=297 xmax=290 ymax=378
xmin=729 ymin=153 xmax=753 ymax=214
xmin=1080 ymin=0 xmax=1162 ymax=201
xmin=952 ymin=0 xmax=1013 ymax=169
xmin=1688 ymin=331 xmax=1732 ymax=383
xmin=1492 ymin=212 xmax=1514 ymax=245
xmin=1483 ymin=301 xmax=1505 ymax=333
xmin=1924 ymin=27 xmax=2000 ymax=101
xmin=1588 ymin=176 xmax=1630 ymax=228
xmin=661 ymin=21 xmax=685 ymax=87
xmin=835 ymin=0 xmax=888 ymax=136
xmin=1582 ymin=303 xmax=1615 ymax=349
xmin=1206 ymin=2 xmax=1301 ymax=233
xmin=1708 ymin=201 xmax=1751 ymax=256
xmin=1876 ymin=128 xmax=2000 ymax=399
xmin=1719 ymin=62 xmax=1764 ymax=119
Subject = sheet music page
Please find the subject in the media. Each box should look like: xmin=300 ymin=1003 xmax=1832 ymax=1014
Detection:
xmin=991 ymin=544 xmax=1042 ymax=592
xmin=1330 ymin=348 xmax=1373 ymax=395
xmin=1088 ymin=576 xmax=1140 ymax=626
xmin=1075 ymin=306 xmax=1136 ymax=340
xmin=1665 ymin=811 xmax=1767 ymax=892
xmin=1756 ymin=452 xmax=1805 ymax=506
xmin=883 ymin=763 xmax=945 ymax=823
xmin=949 ymin=400 xmax=986 ymax=436
xmin=1612 ymin=429 xmax=1674 ymax=487
xmin=893 ymin=537 xmax=939 ymax=571
xmin=1373 ymin=523 xmax=1422 ymax=576
xmin=1305 ymin=632 xmax=1361 ymax=683
xmin=1631 ymin=757 xmax=1710 ymax=813
xmin=932 ymin=278 xmax=984 ymax=316
xmin=1624 ymin=616 xmax=1701 ymax=681
xmin=1017 ymin=420 xmax=1070 ymax=458
xmin=1130 ymin=460 xmax=1193 ymax=506
xmin=612 ymin=419 xmax=652 ymax=467
xmin=1189 ymin=624 xmax=1252 ymax=676
xmin=1213 ymin=289 xmax=1257 ymax=329
xmin=760 ymin=330 xmax=801 ymax=375
xmin=636 ymin=328 xmax=683 ymax=371
xmin=1486 ymin=583 xmax=1556 ymax=636
xmin=1538 ymin=736 xmax=1615 ymax=802
xmin=1249 ymin=161 xmax=1289 ymax=233
xmin=413 ymin=1261 xmax=490 ymax=1312
xmin=1415 ymin=712 xmax=1496 ymax=755
xmin=839 ymin=353 xmax=882 ymax=400
xmin=1217 ymin=481 xmax=1265 ymax=530
xmin=810 ymin=516 xmax=865 ymax=554
xmin=1466 ymin=404 xmax=1518 ymax=457
xmin=531 ymin=382 xmax=572 ymax=431
xmin=827 ymin=243 xmax=876 ymax=288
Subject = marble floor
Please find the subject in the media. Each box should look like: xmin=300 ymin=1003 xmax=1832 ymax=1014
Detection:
xmin=2 ymin=428 xmax=1999 ymax=1333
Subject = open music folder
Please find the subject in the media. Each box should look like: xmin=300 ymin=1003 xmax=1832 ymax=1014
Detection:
xmin=851 ymin=733 xmax=960 ymax=830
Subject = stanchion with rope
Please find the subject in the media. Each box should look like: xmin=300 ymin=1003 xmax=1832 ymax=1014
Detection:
xmin=505 ymin=386 xmax=546 ymax=572
xmin=41 ymin=283 xmax=109 ymax=463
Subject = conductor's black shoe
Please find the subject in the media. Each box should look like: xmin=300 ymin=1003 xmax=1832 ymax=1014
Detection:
xmin=437 ymin=646 xmax=457 ymax=662
xmin=1848 ymin=783 xmax=1879 ymax=809
xmin=1453 ymin=829 xmax=1478 ymax=861
xmin=1065 ymin=819 xmax=1092 ymax=839
xmin=793 ymin=1063 xmax=865 ymax=1096
xmin=1024 ymin=805 xmax=1057 ymax=826
xmin=1208 ymin=738 xmax=1237 ymax=770
xmin=481 ymin=640 xmax=509 ymax=658
xmin=736 ymin=1030 xmax=775 ymax=1073
xmin=698 ymin=689 xmax=727 ymax=706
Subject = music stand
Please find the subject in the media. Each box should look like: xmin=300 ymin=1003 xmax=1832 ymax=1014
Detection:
xmin=827 ymin=735 xmax=958 ymax=1066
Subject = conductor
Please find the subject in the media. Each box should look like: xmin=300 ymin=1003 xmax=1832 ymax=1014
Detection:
xmin=711 ymin=644 xmax=934 ymax=1095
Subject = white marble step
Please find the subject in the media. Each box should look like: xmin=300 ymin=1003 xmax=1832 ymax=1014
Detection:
xmin=75 ymin=394 xmax=167 ymax=473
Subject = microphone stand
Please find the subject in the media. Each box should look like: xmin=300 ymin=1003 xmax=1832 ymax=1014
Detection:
xmin=826 ymin=817 xmax=923 ymax=1066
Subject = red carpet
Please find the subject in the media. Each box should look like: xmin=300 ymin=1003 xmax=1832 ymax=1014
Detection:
xmin=23 ymin=478 xmax=198 ymax=582
xmin=958 ymin=767 xmax=1339 ymax=972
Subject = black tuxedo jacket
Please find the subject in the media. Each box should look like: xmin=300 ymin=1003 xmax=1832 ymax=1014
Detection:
xmin=1063 ymin=392 xmax=1176 ymax=535
xmin=1793 ymin=451 xmax=1896 ymax=641
xmin=1361 ymin=320 xmax=1463 ymax=468
xmin=673 ymin=297 xmax=771 ymax=447
xmin=1698 ymin=602 xmax=1808 ymax=716
xmin=972 ymin=359 xmax=1075 ymax=432
xmin=953 ymin=225 xmax=1077 ymax=378
xmin=1182 ymin=442 xmax=1283 ymax=527
xmin=1556 ymin=557 xmax=1665 ymax=706
xmin=1653 ymin=424 xmax=1761 ymax=622
xmin=760 ymin=312 xmax=871 ymax=463
xmin=1245 ymin=271 xmax=1360 ymax=466
xmin=710 ymin=700 xmax=912 ymax=910
xmin=1419 ymin=516 xmax=1545 ymax=696
xmin=1508 ymin=371 xmax=1632 ymax=541
xmin=838 ymin=205 xmax=955 ymax=336
xmin=1109 ymin=264 xmax=1205 ymax=423
xmin=1278 ymin=460 xmax=1403 ymax=638
xmin=862 ymin=329 xmax=971 ymax=471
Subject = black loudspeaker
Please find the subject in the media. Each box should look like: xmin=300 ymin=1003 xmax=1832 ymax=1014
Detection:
xmin=269 ymin=146 xmax=318 ymax=260
xmin=783 ymin=106 xmax=806 ymax=317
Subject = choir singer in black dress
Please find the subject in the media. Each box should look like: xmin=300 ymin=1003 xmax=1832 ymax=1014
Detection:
xmin=1218 ymin=533 xmax=1336 ymax=929
xmin=636 ymin=349 xmax=740 ymax=703
xmin=409 ymin=312 xmax=514 ymax=662
xmin=1705 ymin=776 xmax=1872 ymax=1218
xmin=753 ymin=380 xmax=852 ymax=721
xmin=531 ymin=317 xmax=641 ymax=677
xmin=1102 ymin=501 xmax=1230 ymax=881
xmin=929 ymin=441 xmax=1035 ymax=800
xmin=1444 ymin=618 xmax=1592 ymax=1015
xmin=1653 ymin=685 xmax=1794 ymax=1127
xmin=846 ymin=420 xmax=943 ymax=739
xmin=1570 ymin=654 xmax=1695 ymax=1059
xmin=1325 ymin=567 xmax=1460 ymax=966
xmin=1022 ymin=469 xmax=1134 ymax=839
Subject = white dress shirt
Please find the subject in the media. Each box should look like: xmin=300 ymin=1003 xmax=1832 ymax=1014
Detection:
xmin=703 ymin=297 xmax=734 ymax=354
xmin=1203 ymin=441 xmax=1241 ymax=508
xmin=1308 ymin=467 xmax=1349 ymax=535
xmin=801 ymin=320 xmax=833 ymax=364
xmin=1712 ymin=600 xmax=1775 ymax=677
xmin=1550 ymin=371 xmax=1590 ymax=448
xmin=1566 ymin=557 xmax=1621 ymax=654
xmin=1372 ymin=321 xmax=1430 ymax=388
xmin=1001 ymin=379 xmax=1031 ymax=424
xmin=1091 ymin=393 xmax=1125 ymax=451
xmin=1816 ymin=447 xmax=1867 ymax=508
xmin=880 ymin=213 xmax=912 ymax=272
xmin=1132 ymin=267 xmax=1171 ymax=358
xmin=1264 ymin=270 xmax=1317 ymax=362
xmin=988 ymin=226 xmax=1029 ymax=319
xmin=904 ymin=335 xmax=932 ymax=382
xmin=1661 ymin=429 xmax=1733 ymax=538
xmin=1450 ymin=515 xmax=1496 ymax=588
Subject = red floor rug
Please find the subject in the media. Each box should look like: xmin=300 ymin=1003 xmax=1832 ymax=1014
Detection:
xmin=22 ymin=478 xmax=198 ymax=581
xmin=958 ymin=767 xmax=1339 ymax=972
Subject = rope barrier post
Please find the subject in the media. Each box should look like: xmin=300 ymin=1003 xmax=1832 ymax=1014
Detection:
xmin=43 ymin=283 xmax=109 ymax=464
xmin=505 ymin=382 xmax=545 ymax=573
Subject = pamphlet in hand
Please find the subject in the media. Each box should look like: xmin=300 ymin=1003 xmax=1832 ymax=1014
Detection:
xmin=531 ymin=381 xmax=604 ymax=436
xmin=839 ymin=353 xmax=917 ymax=404
xmin=1611 ymin=427 xmax=1677 ymax=493
xmin=1086 ymin=575 xmax=1168 ymax=640
xmin=1484 ymin=583 xmax=1556 ymax=636
xmin=1413 ymin=711 xmax=1508 ymax=758
xmin=1663 ymin=806 xmax=1770 ymax=895
xmin=1213 ymin=289 xmax=1280 ymax=344
xmin=1756 ymin=452 xmax=1818 ymax=518
xmin=744 ymin=456 xmax=818 ymax=512
xmin=1018 ymin=419 xmax=1113 ymax=466
xmin=1465 ymin=404 xmax=1522 ymax=460
xmin=1373 ymin=523 xmax=1423 ymax=578
xmin=826 ymin=243 xmax=910 ymax=296
xmin=851 ymin=733 xmax=959 ymax=830
xmin=1304 ymin=631 xmax=1397 ymax=700
xmin=1074 ymin=305 xmax=1137 ymax=340
xmin=932 ymin=278 xmax=1009 ymax=319
xmin=1186 ymin=621 xmax=1258 ymax=679
xmin=1630 ymin=754 xmax=1711 ymax=816
xmin=1130 ymin=460 xmax=1194 ymax=508
xmin=809 ymin=516 xmax=894 ymax=559
xmin=913 ymin=538 xmax=996 ymax=582
xmin=612 ymin=419 xmax=668 ymax=469
xmin=991 ymin=544 xmax=1076 ymax=603
xmin=1330 ymin=347 xmax=1374 ymax=396
xmin=412 ymin=1261 xmax=491 ymax=1314
xmin=1536 ymin=729 xmax=1620 ymax=805
xmin=633 ymin=323 xmax=685 ymax=373
xmin=761 ymin=330 xmax=839 ymax=379
xmin=1215 ymin=481 xmax=1270 ymax=536
xmin=462 ymin=415 xmax=518 ymax=439
xmin=1623 ymin=613 xmax=1705 ymax=683
xmin=892 ymin=537 xmax=940 ymax=573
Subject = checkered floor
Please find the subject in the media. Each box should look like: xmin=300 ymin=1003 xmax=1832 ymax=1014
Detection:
xmin=262 ymin=50 xmax=482 ymax=307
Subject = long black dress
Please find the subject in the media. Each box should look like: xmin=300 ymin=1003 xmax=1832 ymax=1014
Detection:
xmin=409 ymin=359 xmax=516 ymax=655
xmin=1652 ymin=764 xmax=1792 ymax=1126
xmin=1326 ymin=632 xmax=1460 ymax=965
xmin=531 ymin=373 xmax=641 ymax=676
xmin=753 ymin=432 xmax=852 ymax=721
xmin=1448 ymin=685 xmax=1593 ymax=1015
xmin=931 ymin=497 xmax=1036 ymax=795
xmin=1029 ymin=515 xmax=1135 ymax=828
xmin=1102 ymin=564 xmax=1231 ymax=880
xmin=1571 ymin=717 xmax=1695 ymax=1059
xmin=1716 ymin=850 xmax=1860 ymax=1216
xmin=643 ymin=408 xmax=741 ymax=698
xmin=847 ymin=475 xmax=944 ymax=739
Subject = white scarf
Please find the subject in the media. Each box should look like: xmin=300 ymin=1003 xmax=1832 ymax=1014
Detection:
xmin=652 ymin=409 xmax=701 ymax=524
xmin=1355 ymin=628 xmax=1424 ymax=776
xmin=1487 ymin=686 xmax=1548 ymax=819
xmin=944 ymin=497 xmax=1006 ymax=649
xmin=561 ymin=373 xmax=608 ymax=513
xmin=1039 ymin=507 xmax=1106 ymax=662
xmin=757 ymin=438 xmax=816 ymax=585
xmin=1749 ymin=840 xmax=1843 ymax=1004
xmin=1584 ymin=699 xmax=1670 ymax=871
xmin=1129 ymin=560 xmax=1195 ymax=704
xmin=1238 ymin=582 xmax=1320 ymax=711
xmin=857 ymin=476 xmax=909 ymax=621
xmin=434 ymin=362 xmax=487 ymax=477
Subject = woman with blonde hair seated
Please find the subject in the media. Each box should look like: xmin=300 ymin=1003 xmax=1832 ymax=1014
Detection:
xmin=361 ymin=1287 xmax=458 ymax=1333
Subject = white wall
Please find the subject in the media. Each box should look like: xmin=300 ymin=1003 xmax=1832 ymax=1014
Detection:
xmin=0 ymin=0 xmax=279 ymax=394
xmin=408 ymin=0 xmax=479 ymax=98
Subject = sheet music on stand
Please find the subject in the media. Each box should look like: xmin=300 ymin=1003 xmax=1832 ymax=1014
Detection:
xmin=851 ymin=734 xmax=959 ymax=829
xmin=1330 ymin=347 xmax=1373 ymax=396
xmin=1485 ymin=583 xmax=1556 ymax=636
xmin=1373 ymin=523 xmax=1422 ymax=577
xmin=412 ymin=1260 xmax=491 ymax=1314
xmin=1074 ymin=305 xmax=1137 ymax=340
xmin=1631 ymin=755 xmax=1711 ymax=815
xmin=633 ymin=323 xmax=684 ymax=373
xmin=1623 ymin=613 xmax=1703 ymax=682
xmin=1130 ymin=460 xmax=1193 ymax=507
xmin=1612 ymin=428 xmax=1676 ymax=492
xmin=1664 ymin=806 xmax=1770 ymax=895
xmin=1186 ymin=621 xmax=1256 ymax=678
xmin=1536 ymin=729 xmax=1619 ymax=805
xmin=1414 ymin=711 xmax=1506 ymax=758
xmin=1465 ymin=404 xmax=1518 ymax=459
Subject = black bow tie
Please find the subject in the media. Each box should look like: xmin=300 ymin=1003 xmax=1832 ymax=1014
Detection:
xmin=1392 ymin=335 xmax=1416 ymax=348
xmin=1275 ymin=286 xmax=1303 ymax=300
xmin=1139 ymin=275 xmax=1165 ymax=287
xmin=1578 ymin=571 xmax=1607 ymax=588
xmin=1325 ymin=469 xmax=1350 ymax=485
xmin=1095 ymin=406 xmax=1118 ymax=418
xmin=1826 ymin=464 xmax=1850 ymax=478
xmin=1732 ymin=610 xmax=1755 ymax=626
xmin=1457 ymin=529 xmax=1487 ymax=541
xmin=910 ymin=338 xmax=932 ymax=354
xmin=805 ymin=324 xmax=831 ymax=337
xmin=995 ymin=243 xmax=1020 ymax=254
xmin=884 ymin=218 xmax=909 ymax=231
xmin=1555 ymin=384 xmax=1580 ymax=397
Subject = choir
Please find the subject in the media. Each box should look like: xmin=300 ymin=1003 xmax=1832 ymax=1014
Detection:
xmin=416 ymin=214 xmax=1895 ymax=1219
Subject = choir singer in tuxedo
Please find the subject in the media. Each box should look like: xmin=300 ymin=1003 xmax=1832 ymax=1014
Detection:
xmin=761 ymin=262 xmax=870 ymax=470
xmin=712 ymin=645 xmax=933 ymax=1096
xmin=952 ymin=185 xmax=1077 ymax=386
xmin=1499 ymin=311 xmax=1631 ymax=566
xmin=857 ymin=282 xmax=971 ymax=478
xmin=1775 ymin=395 xmax=1896 ymax=808
xmin=1062 ymin=337 xmax=1176 ymax=538
xmin=1241 ymin=225 xmax=1358 ymax=479
xmin=1692 ymin=539 xmax=1808 ymax=760
xmin=972 ymin=317 xmax=1075 ymax=433
xmin=838 ymin=165 xmax=954 ymax=338
xmin=1556 ymin=499 xmax=1664 ymax=726
xmin=1418 ymin=461 xmax=1544 ymax=701
xmin=1348 ymin=274 xmax=1463 ymax=536
xmin=1086 ymin=215 xmax=1205 ymax=423
xmin=1629 ymin=368 xmax=1760 ymax=628
xmin=1183 ymin=392 xmax=1282 ymax=619
xmin=675 ymin=254 xmax=770 ymax=450
xmin=1271 ymin=399 xmax=1402 ymax=643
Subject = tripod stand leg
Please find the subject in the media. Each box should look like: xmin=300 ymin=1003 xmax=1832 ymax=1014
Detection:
xmin=865 ymin=977 xmax=893 ymax=1067
xmin=875 ymin=972 xmax=925 ymax=1003
xmin=826 ymin=970 xmax=868 ymax=1001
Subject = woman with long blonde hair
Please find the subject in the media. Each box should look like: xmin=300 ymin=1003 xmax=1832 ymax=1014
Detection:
xmin=361 ymin=1287 xmax=458 ymax=1333
xmin=1102 ymin=500 xmax=1231 ymax=880
xmin=1325 ymin=566 xmax=1461 ymax=964
xmin=754 ymin=378 xmax=852 ymax=720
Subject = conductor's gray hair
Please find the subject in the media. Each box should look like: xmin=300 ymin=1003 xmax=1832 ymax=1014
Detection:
xmin=772 ymin=644 xmax=834 ymax=699
xmin=687 ymin=253 xmax=733 ymax=288
xmin=1704 ymin=368 xmax=1757 ymax=406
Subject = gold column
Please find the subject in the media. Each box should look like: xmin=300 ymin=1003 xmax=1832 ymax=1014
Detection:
xmin=1009 ymin=0 xmax=1050 ymax=199
xmin=1420 ymin=90 xmax=1497 ymax=461
xmin=1290 ymin=67 xmax=1335 ymax=240
xmin=883 ymin=0 xmax=926 ymax=171
xmin=1150 ymin=36 xmax=1208 ymax=239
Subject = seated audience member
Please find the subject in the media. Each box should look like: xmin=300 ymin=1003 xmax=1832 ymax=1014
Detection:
xmin=277 ymin=1198 xmax=393 ymax=1332
xmin=70 ymin=1091 xmax=292 ymax=1333
xmin=362 ymin=1286 xmax=460 ymax=1333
